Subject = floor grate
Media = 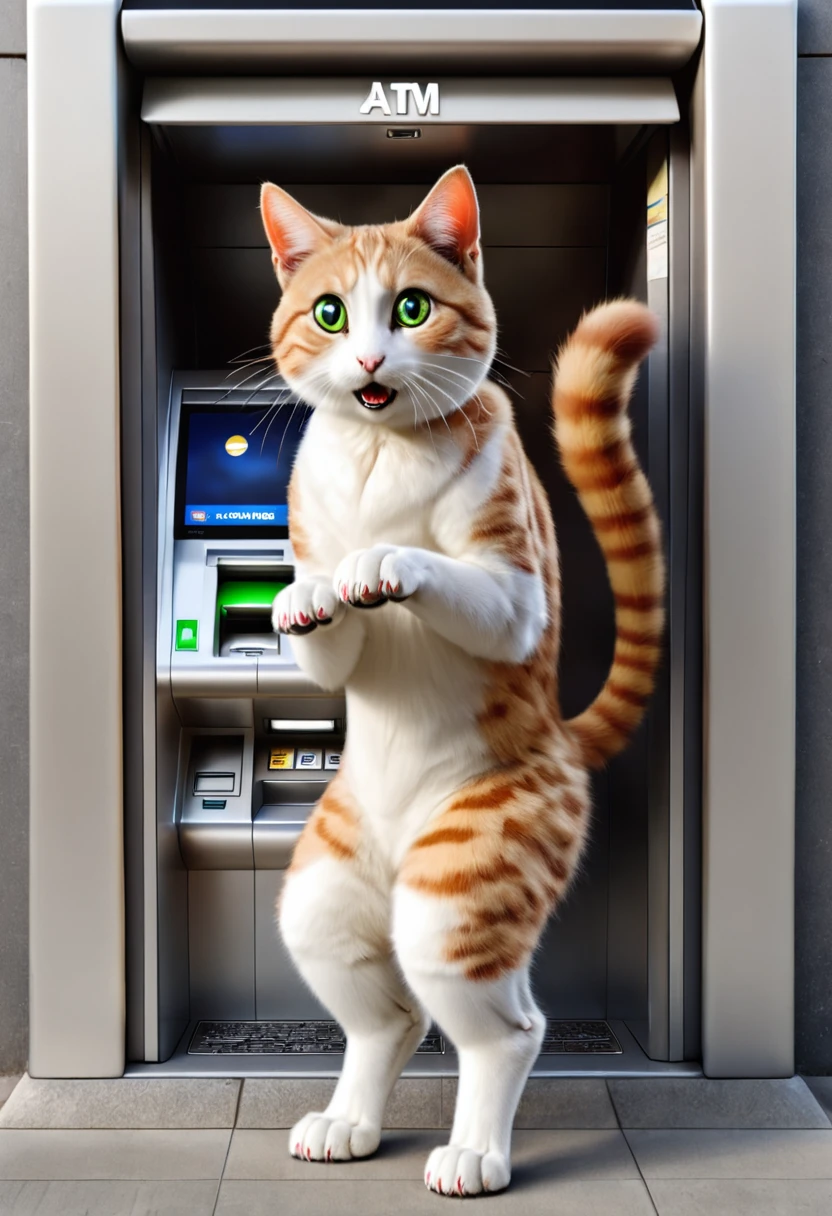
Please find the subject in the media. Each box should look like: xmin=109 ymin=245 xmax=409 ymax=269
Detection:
xmin=540 ymin=1019 xmax=622 ymax=1054
xmin=188 ymin=1018 xmax=621 ymax=1056
xmin=188 ymin=1020 xmax=444 ymax=1056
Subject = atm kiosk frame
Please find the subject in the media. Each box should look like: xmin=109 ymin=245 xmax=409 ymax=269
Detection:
xmin=28 ymin=0 xmax=796 ymax=1080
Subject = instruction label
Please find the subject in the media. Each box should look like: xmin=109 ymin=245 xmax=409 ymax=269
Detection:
xmin=647 ymin=161 xmax=669 ymax=282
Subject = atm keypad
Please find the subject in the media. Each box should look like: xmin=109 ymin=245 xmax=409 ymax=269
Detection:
xmin=269 ymin=749 xmax=295 ymax=770
xmin=324 ymin=751 xmax=341 ymax=770
xmin=295 ymin=748 xmax=322 ymax=770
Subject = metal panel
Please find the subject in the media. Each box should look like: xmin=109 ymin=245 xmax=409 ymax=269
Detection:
xmin=254 ymin=871 xmax=332 ymax=1021
xmin=0 ymin=55 xmax=29 ymax=1078
xmin=123 ymin=8 xmax=701 ymax=74
xmin=28 ymin=0 xmax=124 ymax=1077
xmin=142 ymin=76 xmax=680 ymax=128
xmin=189 ymin=870 xmax=256 ymax=1018
xmin=698 ymin=0 xmax=797 ymax=1077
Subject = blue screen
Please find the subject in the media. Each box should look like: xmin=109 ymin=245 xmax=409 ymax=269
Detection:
xmin=181 ymin=405 xmax=308 ymax=530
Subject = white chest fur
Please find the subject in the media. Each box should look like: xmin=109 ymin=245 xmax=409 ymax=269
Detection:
xmin=291 ymin=412 xmax=499 ymax=851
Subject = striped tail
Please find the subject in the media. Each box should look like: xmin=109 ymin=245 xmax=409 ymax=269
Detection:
xmin=552 ymin=299 xmax=665 ymax=769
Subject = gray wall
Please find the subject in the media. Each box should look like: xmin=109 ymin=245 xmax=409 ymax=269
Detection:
xmin=0 ymin=0 xmax=28 ymax=1077
xmin=0 ymin=0 xmax=829 ymax=1076
xmin=796 ymin=0 xmax=832 ymax=1076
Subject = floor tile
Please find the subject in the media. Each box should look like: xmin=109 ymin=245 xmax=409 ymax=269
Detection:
xmin=224 ymin=1128 xmax=639 ymax=1184
xmin=225 ymin=1128 xmax=435 ymax=1180
xmin=0 ymin=1075 xmax=241 ymax=1129
xmin=0 ymin=1180 xmax=219 ymax=1215
xmin=0 ymin=1129 xmax=231 ymax=1180
xmin=609 ymin=1077 xmax=830 ymax=1129
xmin=236 ymin=1078 xmax=335 ymax=1129
xmin=441 ymin=1077 xmax=617 ymax=1128
xmin=626 ymin=1129 xmax=832 ymax=1179
xmin=215 ymin=1177 xmax=656 ymax=1215
xmin=648 ymin=1178 xmax=832 ymax=1216
xmin=237 ymin=1077 xmax=442 ymax=1129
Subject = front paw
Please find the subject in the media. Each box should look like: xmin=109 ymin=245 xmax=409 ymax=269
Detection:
xmin=272 ymin=579 xmax=345 ymax=635
xmin=334 ymin=546 xmax=423 ymax=608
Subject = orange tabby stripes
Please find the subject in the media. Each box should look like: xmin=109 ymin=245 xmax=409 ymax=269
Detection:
xmin=553 ymin=299 xmax=665 ymax=767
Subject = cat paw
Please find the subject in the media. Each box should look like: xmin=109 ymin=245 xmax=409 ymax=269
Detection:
xmin=273 ymin=579 xmax=344 ymax=635
xmin=424 ymin=1144 xmax=511 ymax=1197
xmin=334 ymin=545 xmax=423 ymax=608
xmin=288 ymin=1112 xmax=381 ymax=1162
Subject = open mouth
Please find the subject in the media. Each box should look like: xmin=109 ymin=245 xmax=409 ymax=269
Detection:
xmin=354 ymin=382 xmax=398 ymax=411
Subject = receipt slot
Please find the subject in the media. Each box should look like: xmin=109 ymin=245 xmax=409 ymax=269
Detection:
xmin=28 ymin=0 xmax=796 ymax=1080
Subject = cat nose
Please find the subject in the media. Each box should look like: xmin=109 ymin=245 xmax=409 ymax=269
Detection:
xmin=357 ymin=354 xmax=385 ymax=374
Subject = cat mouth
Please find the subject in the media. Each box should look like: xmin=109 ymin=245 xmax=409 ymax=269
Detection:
xmin=354 ymin=382 xmax=398 ymax=411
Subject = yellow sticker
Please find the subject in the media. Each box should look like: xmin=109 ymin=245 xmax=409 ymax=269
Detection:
xmin=269 ymin=748 xmax=295 ymax=770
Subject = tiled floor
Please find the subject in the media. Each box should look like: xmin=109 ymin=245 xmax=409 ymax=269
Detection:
xmin=0 ymin=1077 xmax=832 ymax=1214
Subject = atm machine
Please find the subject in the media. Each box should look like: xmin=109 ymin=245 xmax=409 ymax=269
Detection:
xmin=28 ymin=0 xmax=797 ymax=1081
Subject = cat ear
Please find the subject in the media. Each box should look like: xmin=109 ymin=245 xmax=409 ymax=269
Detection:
xmin=260 ymin=183 xmax=338 ymax=282
xmin=407 ymin=166 xmax=481 ymax=275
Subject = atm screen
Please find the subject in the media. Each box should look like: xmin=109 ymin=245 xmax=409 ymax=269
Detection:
xmin=175 ymin=402 xmax=309 ymax=538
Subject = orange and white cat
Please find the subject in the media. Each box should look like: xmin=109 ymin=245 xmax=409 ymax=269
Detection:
xmin=260 ymin=166 xmax=664 ymax=1197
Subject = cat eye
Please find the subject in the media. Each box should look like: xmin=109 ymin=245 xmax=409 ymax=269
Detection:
xmin=313 ymin=295 xmax=347 ymax=333
xmin=394 ymin=289 xmax=431 ymax=328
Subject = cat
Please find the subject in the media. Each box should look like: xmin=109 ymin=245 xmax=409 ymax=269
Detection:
xmin=260 ymin=165 xmax=664 ymax=1197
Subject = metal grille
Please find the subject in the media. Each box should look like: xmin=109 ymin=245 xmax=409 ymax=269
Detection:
xmin=188 ymin=1020 xmax=444 ymax=1056
xmin=189 ymin=1018 xmax=620 ymax=1056
xmin=540 ymin=1019 xmax=622 ymax=1054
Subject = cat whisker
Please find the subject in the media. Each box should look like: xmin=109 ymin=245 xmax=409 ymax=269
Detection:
xmin=259 ymin=399 xmax=289 ymax=455
xmin=406 ymin=379 xmax=442 ymax=458
xmin=407 ymin=373 xmax=461 ymax=446
xmin=491 ymin=352 xmax=531 ymax=379
xmin=276 ymin=398 xmax=303 ymax=468
xmin=248 ymin=391 xmax=293 ymax=436
xmin=224 ymin=355 xmax=274 ymax=379
xmin=212 ymin=364 xmax=280 ymax=407
xmin=227 ymin=342 xmax=273 ymax=364
xmin=241 ymin=372 xmax=281 ymax=410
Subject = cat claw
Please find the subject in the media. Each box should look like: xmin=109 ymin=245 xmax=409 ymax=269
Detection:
xmin=288 ymin=1112 xmax=381 ymax=1163
xmin=424 ymin=1145 xmax=511 ymax=1197
xmin=272 ymin=580 xmax=344 ymax=635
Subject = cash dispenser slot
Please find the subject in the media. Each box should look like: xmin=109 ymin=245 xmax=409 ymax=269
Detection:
xmin=216 ymin=568 xmax=290 ymax=658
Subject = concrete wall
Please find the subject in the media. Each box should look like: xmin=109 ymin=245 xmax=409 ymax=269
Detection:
xmin=0 ymin=0 xmax=828 ymax=1076
xmin=0 ymin=0 xmax=28 ymax=1077
xmin=796 ymin=0 xmax=832 ymax=1075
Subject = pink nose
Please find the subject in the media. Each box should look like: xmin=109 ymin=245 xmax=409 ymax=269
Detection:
xmin=357 ymin=354 xmax=385 ymax=374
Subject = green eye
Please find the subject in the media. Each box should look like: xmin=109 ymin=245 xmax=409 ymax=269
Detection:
xmin=313 ymin=295 xmax=347 ymax=333
xmin=394 ymin=289 xmax=431 ymax=328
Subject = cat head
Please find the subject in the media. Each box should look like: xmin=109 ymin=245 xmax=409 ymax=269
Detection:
xmin=260 ymin=166 xmax=497 ymax=429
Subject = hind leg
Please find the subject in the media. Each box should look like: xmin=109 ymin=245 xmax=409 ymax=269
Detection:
xmin=394 ymin=886 xmax=544 ymax=1195
xmin=280 ymin=781 xmax=428 ymax=1161
xmin=392 ymin=764 xmax=586 ymax=1194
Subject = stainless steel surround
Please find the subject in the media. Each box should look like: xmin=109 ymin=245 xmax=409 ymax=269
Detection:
xmin=28 ymin=0 xmax=797 ymax=1082
xmin=697 ymin=0 xmax=797 ymax=1078
xmin=122 ymin=8 xmax=703 ymax=74
xmin=29 ymin=0 xmax=124 ymax=1078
